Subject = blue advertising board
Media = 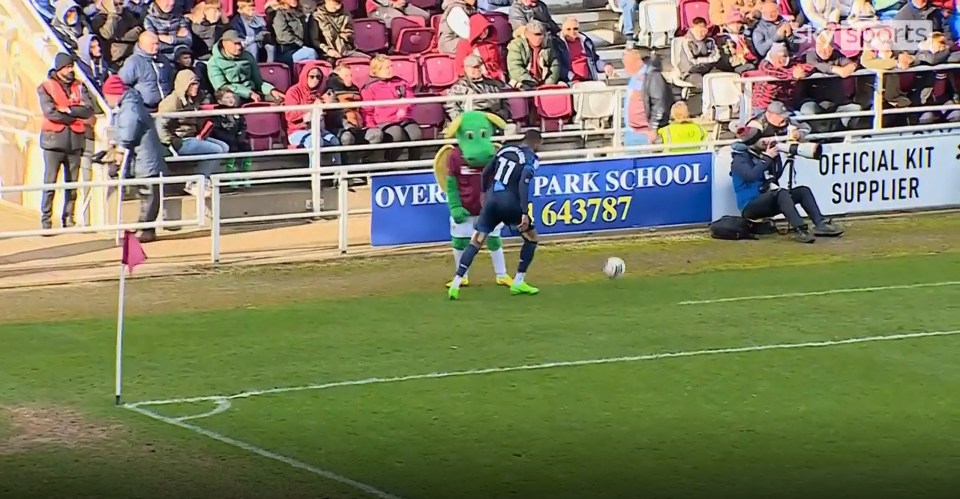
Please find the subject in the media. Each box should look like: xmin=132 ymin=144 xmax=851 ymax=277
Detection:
xmin=370 ymin=153 xmax=714 ymax=247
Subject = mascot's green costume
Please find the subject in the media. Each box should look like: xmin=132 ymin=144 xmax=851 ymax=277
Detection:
xmin=433 ymin=111 xmax=512 ymax=288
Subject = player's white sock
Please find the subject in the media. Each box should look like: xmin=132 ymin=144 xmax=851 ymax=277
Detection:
xmin=451 ymin=275 xmax=463 ymax=289
xmin=453 ymin=249 xmax=467 ymax=278
xmin=514 ymin=272 xmax=525 ymax=285
xmin=491 ymin=248 xmax=508 ymax=278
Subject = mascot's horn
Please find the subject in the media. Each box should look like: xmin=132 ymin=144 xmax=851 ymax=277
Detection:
xmin=485 ymin=113 xmax=507 ymax=131
xmin=444 ymin=115 xmax=464 ymax=139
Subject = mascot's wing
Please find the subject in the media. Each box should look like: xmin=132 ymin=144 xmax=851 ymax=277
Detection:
xmin=433 ymin=144 xmax=454 ymax=188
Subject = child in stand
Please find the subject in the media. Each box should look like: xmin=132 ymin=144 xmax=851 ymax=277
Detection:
xmin=211 ymin=88 xmax=253 ymax=188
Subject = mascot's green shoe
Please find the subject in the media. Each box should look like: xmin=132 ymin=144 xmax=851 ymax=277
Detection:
xmin=510 ymin=282 xmax=539 ymax=295
xmin=448 ymin=287 xmax=460 ymax=301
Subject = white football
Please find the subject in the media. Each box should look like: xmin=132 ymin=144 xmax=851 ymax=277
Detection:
xmin=604 ymin=257 xmax=625 ymax=279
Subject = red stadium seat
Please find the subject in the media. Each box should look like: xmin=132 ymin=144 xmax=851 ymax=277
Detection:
xmin=677 ymin=0 xmax=711 ymax=34
xmin=354 ymin=18 xmax=389 ymax=54
xmin=421 ymin=54 xmax=457 ymax=91
xmin=409 ymin=0 xmax=440 ymax=11
xmin=394 ymin=27 xmax=435 ymax=55
xmin=534 ymin=84 xmax=573 ymax=132
xmin=342 ymin=0 xmax=360 ymax=16
xmin=390 ymin=15 xmax=426 ymax=46
xmin=505 ymin=90 xmax=530 ymax=126
xmin=389 ymin=56 xmax=420 ymax=88
xmin=242 ymin=102 xmax=284 ymax=150
xmin=412 ymin=93 xmax=445 ymax=139
xmin=899 ymin=71 xmax=916 ymax=93
xmin=341 ymin=57 xmax=372 ymax=89
xmin=259 ymin=63 xmax=292 ymax=93
xmin=483 ymin=12 xmax=512 ymax=46
xmin=255 ymin=0 xmax=269 ymax=15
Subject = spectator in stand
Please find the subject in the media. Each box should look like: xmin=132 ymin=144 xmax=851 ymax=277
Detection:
xmin=124 ymin=0 xmax=151 ymax=19
xmin=800 ymin=31 xmax=862 ymax=132
xmin=446 ymin=55 xmax=511 ymax=121
xmin=895 ymin=0 xmax=949 ymax=49
xmin=52 ymin=0 xmax=92 ymax=50
xmin=173 ymin=44 xmax=196 ymax=73
xmin=325 ymin=64 xmax=384 ymax=166
xmin=709 ymin=0 xmax=762 ymax=27
xmin=800 ymin=0 xmax=842 ymax=30
xmin=101 ymin=75 xmax=165 ymax=242
xmin=91 ymin=0 xmax=143 ymax=64
xmin=752 ymin=43 xmax=810 ymax=111
xmin=643 ymin=53 xmax=672 ymax=131
xmin=270 ymin=0 xmax=320 ymax=63
xmin=207 ymin=30 xmax=286 ymax=102
xmin=76 ymin=34 xmax=115 ymax=90
xmin=437 ymin=0 xmax=478 ymax=54
xmin=655 ymin=101 xmax=708 ymax=152
xmin=308 ymin=0 xmax=369 ymax=61
xmin=678 ymin=17 xmax=721 ymax=93
xmin=912 ymin=33 xmax=960 ymax=123
xmin=715 ymin=10 xmax=758 ymax=74
xmin=860 ymin=37 xmax=914 ymax=109
xmin=187 ymin=0 xmax=228 ymax=58
xmin=367 ymin=0 xmax=430 ymax=28
xmin=752 ymin=1 xmax=799 ymax=58
xmin=508 ymin=0 xmax=560 ymax=35
xmin=847 ymin=0 xmax=878 ymax=22
xmin=37 ymin=53 xmax=95 ymax=231
xmin=283 ymin=62 xmax=343 ymax=166
xmin=145 ymin=0 xmax=193 ymax=57
xmin=618 ymin=0 xmax=638 ymax=42
xmin=506 ymin=21 xmax=560 ymax=89
xmin=556 ymin=17 xmax=615 ymax=83
xmin=211 ymin=88 xmax=254 ymax=188
xmin=119 ymin=31 xmax=176 ymax=110
xmin=156 ymin=69 xmax=230 ymax=196
xmin=622 ymin=49 xmax=652 ymax=145
xmin=230 ymin=0 xmax=274 ymax=62
xmin=745 ymin=100 xmax=811 ymax=139
xmin=478 ymin=0 xmax=511 ymax=12
xmin=454 ymin=14 xmax=507 ymax=81
xmin=361 ymin=54 xmax=422 ymax=161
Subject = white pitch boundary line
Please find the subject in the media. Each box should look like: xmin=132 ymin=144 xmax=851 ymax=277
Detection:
xmin=126 ymin=329 xmax=960 ymax=409
xmin=677 ymin=280 xmax=960 ymax=305
xmin=175 ymin=398 xmax=232 ymax=422
xmin=125 ymin=404 xmax=407 ymax=499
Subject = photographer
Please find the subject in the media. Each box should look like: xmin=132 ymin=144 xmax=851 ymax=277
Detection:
xmin=730 ymin=127 xmax=843 ymax=243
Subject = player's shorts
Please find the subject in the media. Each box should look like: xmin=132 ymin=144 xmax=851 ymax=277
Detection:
xmin=450 ymin=216 xmax=503 ymax=238
xmin=476 ymin=195 xmax=533 ymax=234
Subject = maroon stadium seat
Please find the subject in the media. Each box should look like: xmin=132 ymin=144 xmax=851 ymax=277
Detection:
xmin=409 ymin=0 xmax=440 ymax=11
xmin=242 ymin=102 xmax=284 ymax=150
xmin=389 ymin=56 xmax=420 ymax=88
xmin=420 ymin=53 xmax=457 ymax=91
xmin=412 ymin=93 xmax=445 ymax=139
xmin=341 ymin=57 xmax=372 ymax=89
xmin=259 ymin=63 xmax=292 ymax=93
xmin=505 ymin=89 xmax=530 ymax=126
xmin=534 ymin=84 xmax=572 ymax=132
xmin=354 ymin=18 xmax=389 ymax=54
xmin=678 ymin=0 xmax=711 ymax=34
xmin=394 ymin=27 xmax=435 ymax=55
xmin=390 ymin=15 xmax=426 ymax=46
xmin=483 ymin=12 xmax=512 ymax=46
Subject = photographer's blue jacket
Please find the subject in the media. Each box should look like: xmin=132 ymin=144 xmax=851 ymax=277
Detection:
xmin=730 ymin=142 xmax=784 ymax=211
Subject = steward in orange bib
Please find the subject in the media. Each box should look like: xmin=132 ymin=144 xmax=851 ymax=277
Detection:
xmin=37 ymin=53 xmax=95 ymax=231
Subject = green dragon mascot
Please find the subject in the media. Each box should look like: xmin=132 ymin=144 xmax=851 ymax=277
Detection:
xmin=433 ymin=111 xmax=512 ymax=288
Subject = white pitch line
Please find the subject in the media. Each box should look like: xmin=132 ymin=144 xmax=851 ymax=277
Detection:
xmin=175 ymin=398 xmax=232 ymax=422
xmin=125 ymin=405 xmax=406 ymax=499
xmin=126 ymin=329 xmax=960 ymax=409
xmin=677 ymin=280 xmax=960 ymax=305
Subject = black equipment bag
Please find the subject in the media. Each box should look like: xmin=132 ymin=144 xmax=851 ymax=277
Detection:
xmin=709 ymin=216 xmax=758 ymax=240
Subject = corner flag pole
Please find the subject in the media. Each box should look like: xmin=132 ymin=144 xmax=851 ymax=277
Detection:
xmin=115 ymin=148 xmax=129 ymax=406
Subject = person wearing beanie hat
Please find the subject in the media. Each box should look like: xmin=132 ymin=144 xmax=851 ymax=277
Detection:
xmin=37 ymin=52 xmax=95 ymax=231
xmin=715 ymin=9 xmax=758 ymax=74
xmin=102 ymin=74 xmax=167 ymax=243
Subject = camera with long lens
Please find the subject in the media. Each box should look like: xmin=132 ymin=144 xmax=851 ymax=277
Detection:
xmin=775 ymin=141 xmax=822 ymax=160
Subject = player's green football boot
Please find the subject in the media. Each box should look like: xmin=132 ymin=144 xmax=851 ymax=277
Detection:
xmin=510 ymin=282 xmax=539 ymax=295
xmin=448 ymin=286 xmax=460 ymax=300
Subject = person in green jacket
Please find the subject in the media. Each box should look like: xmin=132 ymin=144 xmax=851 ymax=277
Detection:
xmin=505 ymin=21 xmax=560 ymax=90
xmin=206 ymin=30 xmax=285 ymax=103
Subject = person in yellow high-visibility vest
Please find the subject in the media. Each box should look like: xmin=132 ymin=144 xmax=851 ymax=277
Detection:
xmin=656 ymin=101 xmax=708 ymax=153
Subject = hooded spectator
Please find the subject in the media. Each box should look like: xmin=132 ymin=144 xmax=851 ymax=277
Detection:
xmin=119 ymin=31 xmax=176 ymax=109
xmin=173 ymin=44 xmax=196 ymax=72
xmin=506 ymin=21 xmax=560 ymax=89
xmin=308 ymin=0 xmax=369 ymax=61
xmin=324 ymin=64 xmax=384 ymax=166
xmin=52 ymin=0 xmax=92 ymax=49
xmin=446 ymin=54 xmax=511 ymax=121
xmin=800 ymin=0 xmax=842 ymax=29
xmin=283 ymin=61 xmax=344 ymax=166
xmin=145 ymin=0 xmax=193 ymax=56
xmin=715 ymin=10 xmax=757 ymax=73
xmin=360 ymin=54 xmax=422 ymax=161
xmin=556 ymin=17 xmax=614 ymax=83
xmin=230 ymin=0 xmax=273 ymax=61
xmin=365 ymin=0 xmax=430 ymax=28
xmin=187 ymin=0 xmax=229 ymax=58
xmin=156 ymin=69 xmax=230 ymax=196
xmin=90 ymin=0 xmax=143 ymax=64
xmin=508 ymin=0 xmax=559 ymax=35
xmin=751 ymin=43 xmax=810 ymax=110
xmin=709 ymin=0 xmax=762 ymax=26
xmin=437 ymin=0 xmax=478 ymax=54
xmin=678 ymin=17 xmax=721 ymax=90
xmin=37 ymin=53 xmax=95 ymax=230
xmin=76 ymin=34 xmax=115 ymax=89
xmin=752 ymin=1 xmax=799 ymax=58
xmin=454 ymin=14 xmax=506 ymax=81
xmin=800 ymin=30 xmax=862 ymax=132
xmin=269 ymin=0 xmax=321 ymax=63
xmin=207 ymin=30 xmax=285 ymax=102
xmin=101 ymin=75 xmax=165 ymax=242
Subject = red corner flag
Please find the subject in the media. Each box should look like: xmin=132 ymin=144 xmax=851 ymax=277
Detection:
xmin=121 ymin=230 xmax=147 ymax=274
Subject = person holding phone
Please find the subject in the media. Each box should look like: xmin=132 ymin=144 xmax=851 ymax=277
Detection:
xmin=283 ymin=61 xmax=343 ymax=167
